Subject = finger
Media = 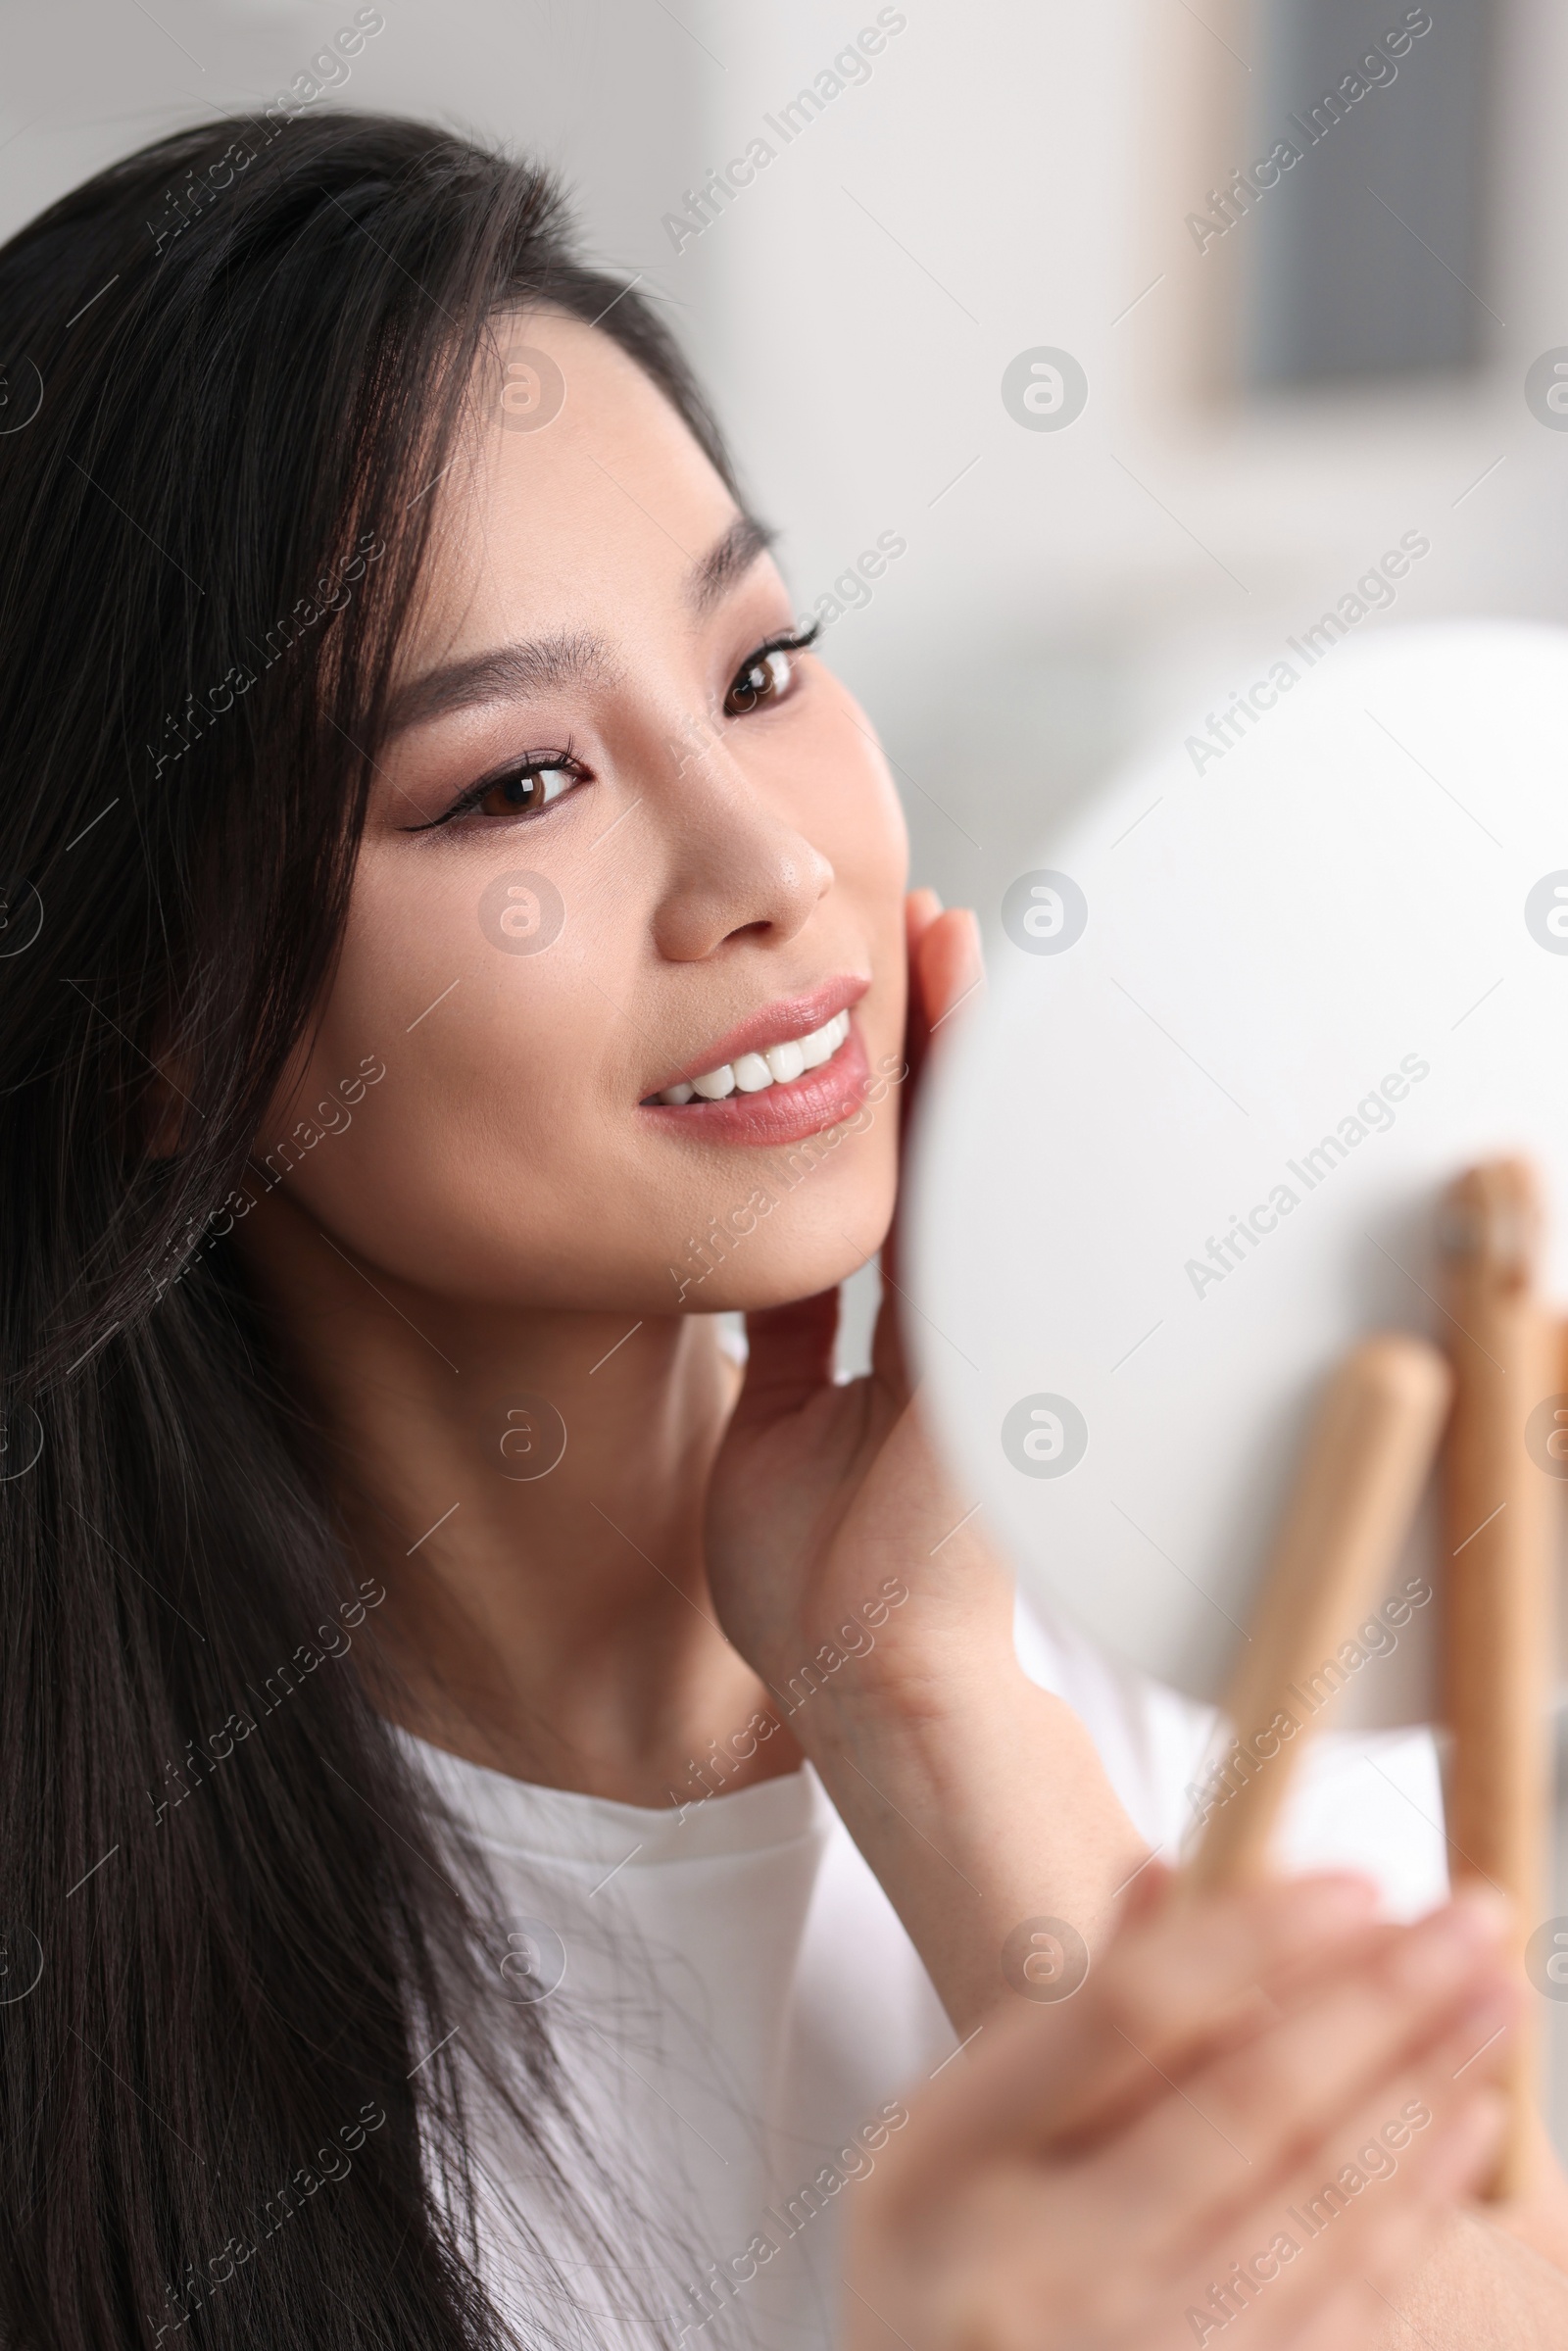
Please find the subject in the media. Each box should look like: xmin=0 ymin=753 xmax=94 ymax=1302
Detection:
xmin=886 ymin=1876 xmax=1385 ymax=2201
xmin=1115 ymin=2018 xmax=1506 ymax=2343
xmin=986 ymin=2080 xmax=1498 ymax=2351
xmin=1054 ymin=1888 xmax=1504 ymax=2160
xmin=1277 ymin=2090 xmax=1497 ymax=2351
xmin=898 ymin=889 xmax=942 ymax=1079
xmin=899 ymin=905 xmax=982 ymax=1117
xmin=1117 ymin=1909 xmax=1512 ymax=2255
xmin=729 ymin=1290 xmax=840 ymax=1430
xmin=898 ymin=898 xmax=978 ymax=1101
xmin=906 ymin=885 xmax=944 ymax=946
xmin=927 ymin=2006 xmax=1507 ymax=2351
xmin=1022 ymin=1876 xmax=1392 ymax=2144
xmin=1140 ymin=1976 xmax=1514 ymax=2276
xmin=916 ymin=905 xmax=983 ymax=1042
xmin=882 ymin=904 xmax=982 ymax=1320
xmin=835 ymin=894 xmax=947 ymax=1405
xmin=1161 ymin=2076 xmax=1505 ymax=2349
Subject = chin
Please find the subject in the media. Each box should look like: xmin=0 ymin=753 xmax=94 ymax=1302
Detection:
xmin=664 ymin=1174 xmax=898 ymax=1314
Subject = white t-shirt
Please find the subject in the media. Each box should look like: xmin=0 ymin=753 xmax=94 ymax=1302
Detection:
xmin=408 ymin=1598 xmax=1448 ymax=2351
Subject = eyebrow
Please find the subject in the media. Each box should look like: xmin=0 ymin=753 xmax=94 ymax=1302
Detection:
xmin=382 ymin=514 xmax=778 ymax=739
xmin=687 ymin=513 xmax=777 ymax=614
xmin=382 ymin=631 xmax=612 ymax=738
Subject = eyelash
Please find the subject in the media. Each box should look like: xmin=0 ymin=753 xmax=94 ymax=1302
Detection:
xmin=722 ymin=623 xmax=819 ymax=715
xmin=409 ymin=741 xmax=590 ymax=832
xmin=411 ymin=623 xmax=820 ymax=833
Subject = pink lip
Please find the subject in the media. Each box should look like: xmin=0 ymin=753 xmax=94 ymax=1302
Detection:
xmin=642 ymin=975 xmax=870 ymax=1101
xmin=639 ymin=1021 xmax=875 ymax=1148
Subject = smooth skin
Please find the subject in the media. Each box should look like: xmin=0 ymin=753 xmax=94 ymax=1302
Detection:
xmin=233 ymin=313 xmax=1568 ymax=2345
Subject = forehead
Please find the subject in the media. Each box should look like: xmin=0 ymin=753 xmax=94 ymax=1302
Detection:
xmin=412 ymin=311 xmax=742 ymax=659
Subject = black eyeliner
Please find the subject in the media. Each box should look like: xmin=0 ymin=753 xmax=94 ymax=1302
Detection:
xmin=749 ymin=622 xmax=820 ymax=661
xmin=404 ymin=741 xmax=586 ymax=834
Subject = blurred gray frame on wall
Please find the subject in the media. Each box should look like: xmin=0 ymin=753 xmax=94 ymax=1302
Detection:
xmin=1243 ymin=0 xmax=1497 ymax=388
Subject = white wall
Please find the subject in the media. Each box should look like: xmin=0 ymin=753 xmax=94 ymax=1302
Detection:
xmin=0 ymin=0 xmax=696 ymax=296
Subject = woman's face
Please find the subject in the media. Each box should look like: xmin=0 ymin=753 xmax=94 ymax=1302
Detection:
xmin=259 ymin=313 xmax=909 ymax=1315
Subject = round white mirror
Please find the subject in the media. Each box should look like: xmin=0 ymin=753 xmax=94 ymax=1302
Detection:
xmin=909 ymin=622 xmax=1568 ymax=1730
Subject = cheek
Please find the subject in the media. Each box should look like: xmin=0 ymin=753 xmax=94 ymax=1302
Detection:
xmin=791 ymin=683 xmax=909 ymax=1038
xmin=838 ymin=725 xmax=909 ymax=1067
xmin=812 ymin=686 xmax=909 ymax=902
xmin=256 ymin=852 xmax=640 ymax=1301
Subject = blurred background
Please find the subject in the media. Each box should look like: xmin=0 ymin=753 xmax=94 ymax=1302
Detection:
xmin=6 ymin=0 xmax=1568 ymax=2140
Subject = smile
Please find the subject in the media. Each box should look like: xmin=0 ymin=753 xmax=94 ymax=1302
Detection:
xmin=654 ymin=1010 xmax=851 ymax=1104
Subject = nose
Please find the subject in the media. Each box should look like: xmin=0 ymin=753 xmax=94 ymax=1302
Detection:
xmin=646 ymin=717 xmax=833 ymax=962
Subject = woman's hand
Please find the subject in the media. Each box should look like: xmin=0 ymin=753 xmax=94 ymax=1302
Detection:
xmin=846 ymin=1875 xmax=1515 ymax=2351
xmin=705 ymin=892 xmax=1148 ymax=2029
xmin=705 ymin=888 xmax=1002 ymax=1708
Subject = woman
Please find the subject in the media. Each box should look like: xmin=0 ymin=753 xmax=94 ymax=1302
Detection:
xmin=0 ymin=112 xmax=1555 ymax=2350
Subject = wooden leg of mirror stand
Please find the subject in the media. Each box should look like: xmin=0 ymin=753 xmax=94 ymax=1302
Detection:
xmin=1184 ymin=1335 xmax=1450 ymax=1894
xmin=1439 ymin=1159 xmax=1556 ymax=2206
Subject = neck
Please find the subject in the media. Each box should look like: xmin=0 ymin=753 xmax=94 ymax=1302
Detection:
xmin=238 ymin=1193 xmax=798 ymax=1803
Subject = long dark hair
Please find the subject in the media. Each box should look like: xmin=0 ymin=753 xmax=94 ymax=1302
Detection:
xmin=0 ymin=111 xmax=737 ymax=2350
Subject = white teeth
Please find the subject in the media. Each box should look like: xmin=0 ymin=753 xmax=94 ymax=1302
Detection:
xmin=797 ymin=1017 xmax=837 ymax=1070
xmin=661 ymin=1010 xmax=851 ymax=1106
xmin=806 ymin=1009 xmax=850 ymax=1065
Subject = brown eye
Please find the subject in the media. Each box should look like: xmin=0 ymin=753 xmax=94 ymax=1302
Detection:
xmin=475 ymin=763 xmax=576 ymax=818
xmin=724 ymin=645 xmax=795 ymax=716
